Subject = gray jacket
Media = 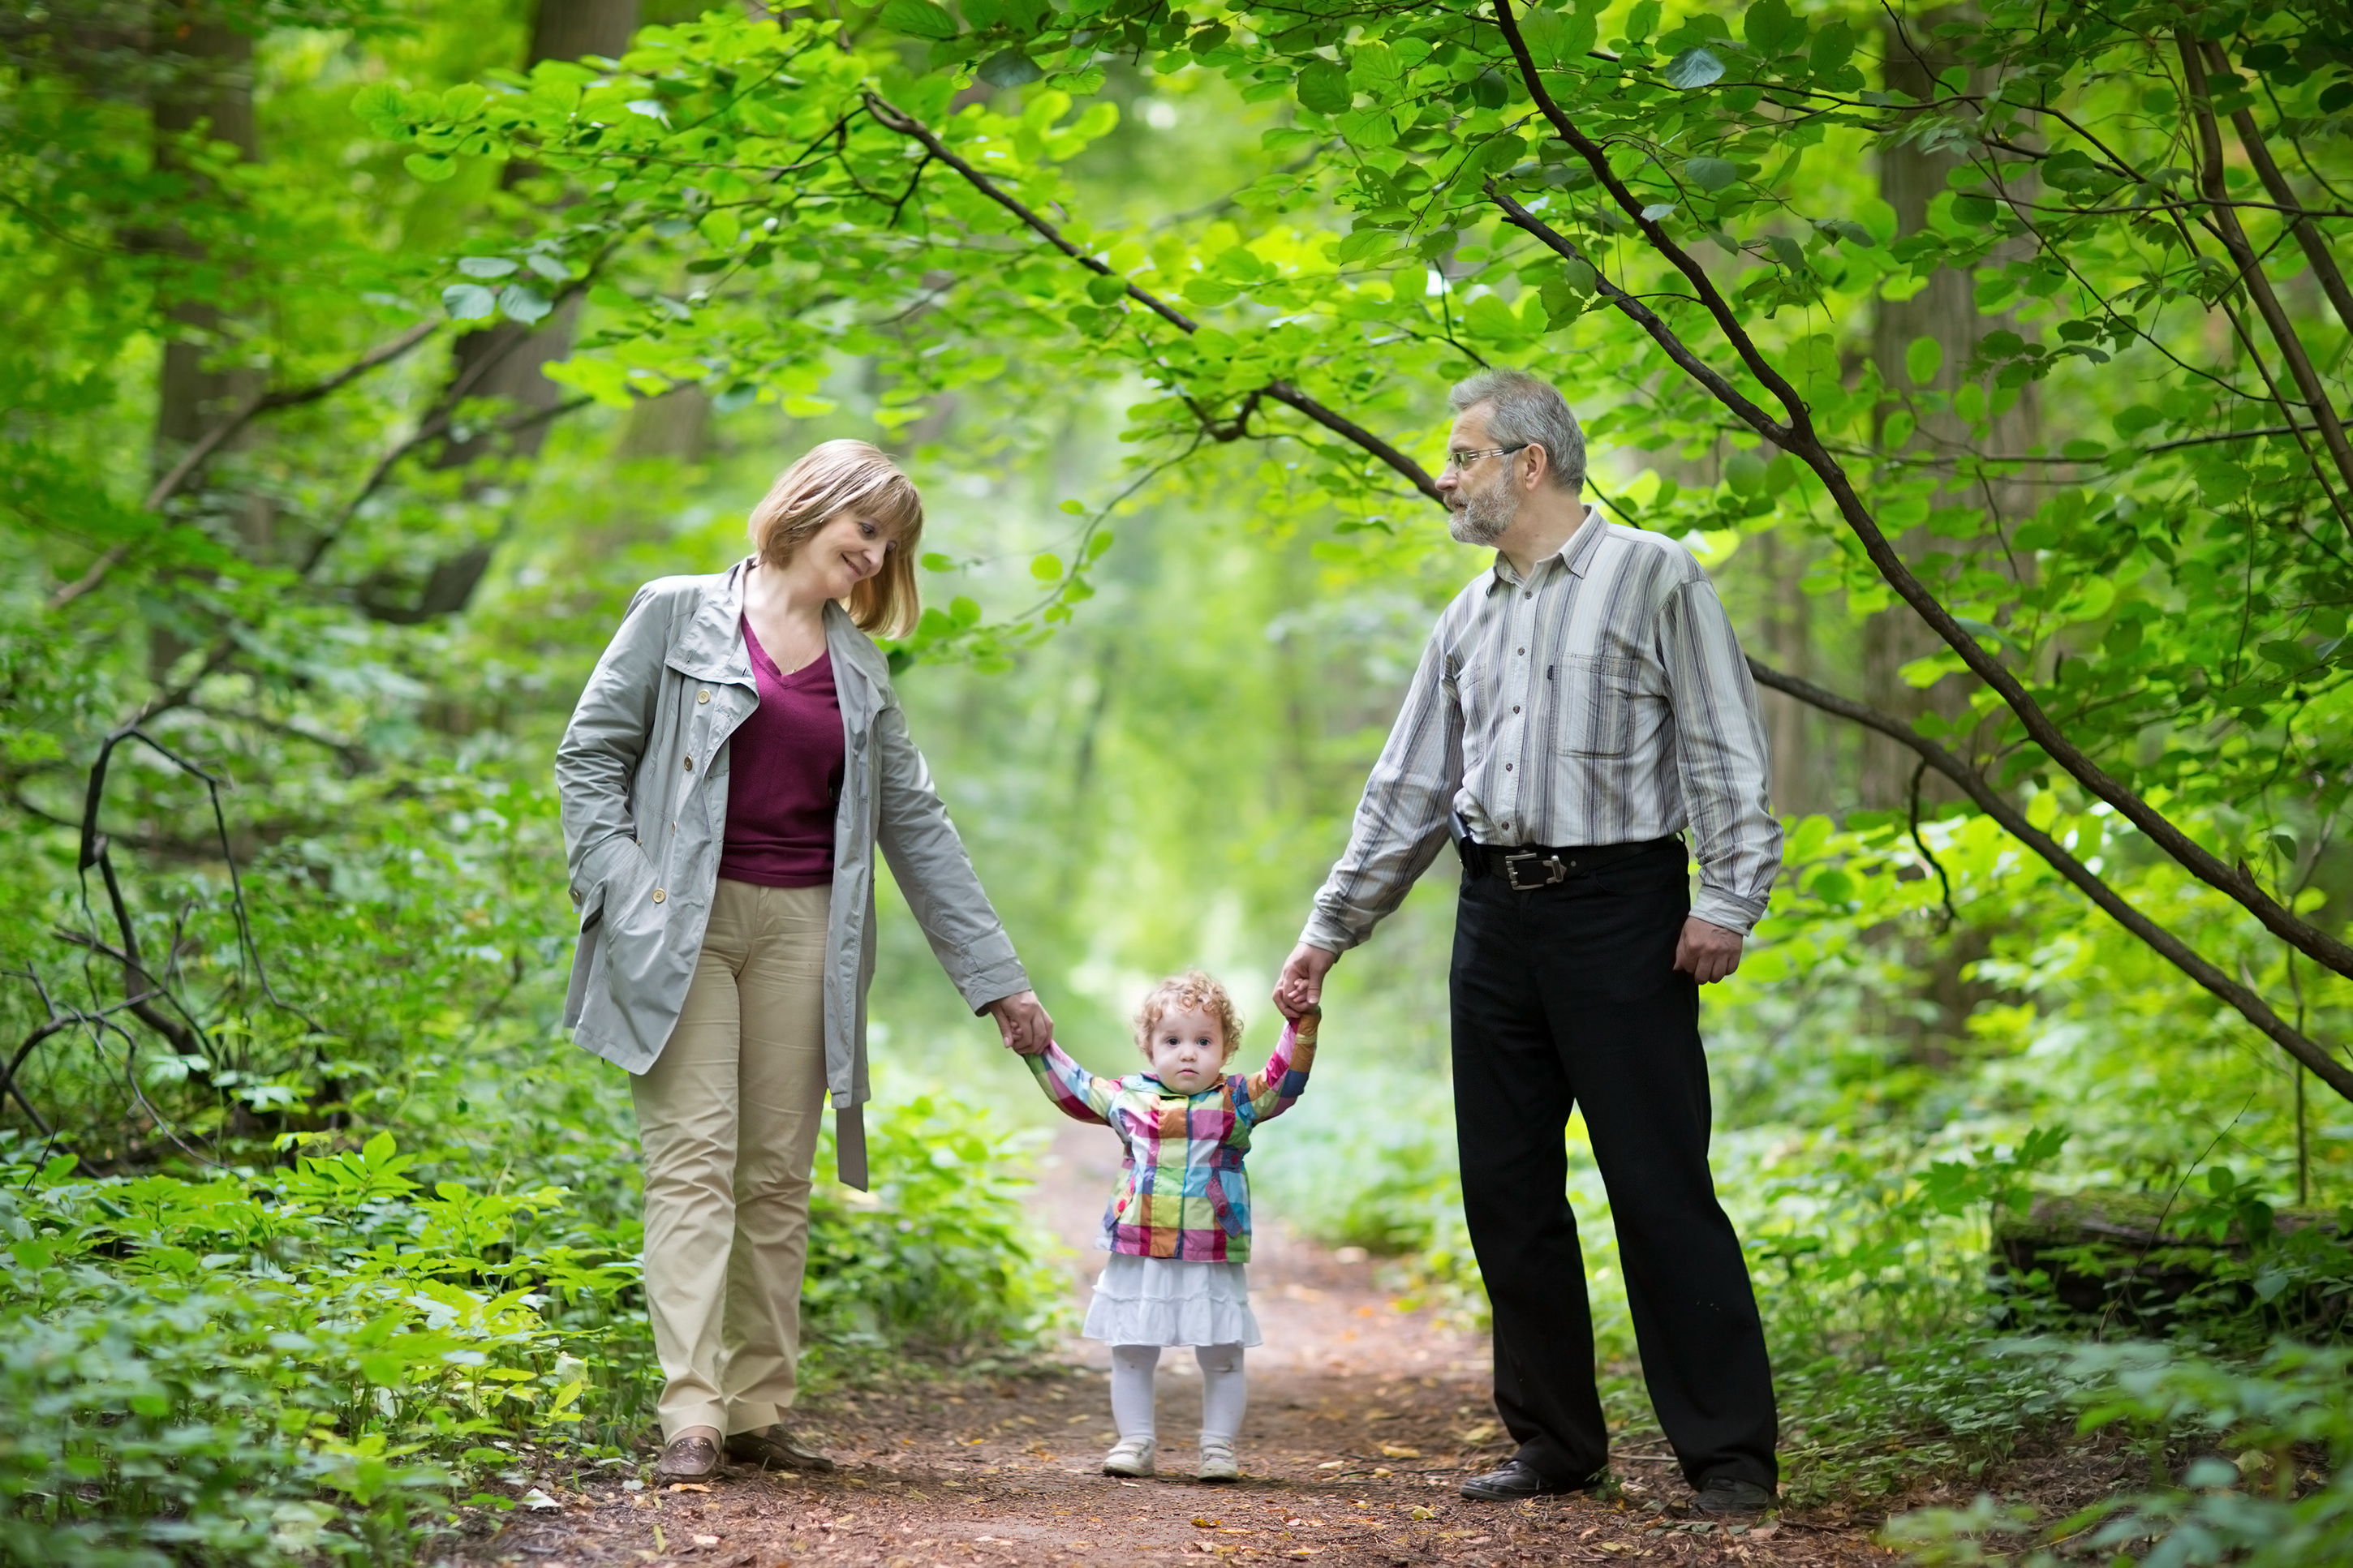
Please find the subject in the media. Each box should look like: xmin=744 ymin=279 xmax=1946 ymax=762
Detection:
xmin=553 ymin=561 xmax=1030 ymax=1188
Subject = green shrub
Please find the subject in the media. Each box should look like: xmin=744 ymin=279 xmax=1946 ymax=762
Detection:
xmin=0 ymin=1084 xmax=1066 ymax=1566
xmin=1886 ymin=1340 xmax=2353 ymax=1566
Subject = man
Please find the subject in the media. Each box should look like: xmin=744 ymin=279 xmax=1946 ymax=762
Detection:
xmin=1273 ymin=370 xmax=1783 ymax=1515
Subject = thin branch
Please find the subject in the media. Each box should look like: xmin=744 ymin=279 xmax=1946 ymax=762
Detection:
xmin=2212 ymin=41 xmax=2353 ymax=331
xmin=46 ymin=321 xmax=443 ymax=611
xmin=862 ymin=93 xmax=1444 ymax=505
xmin=2179 ymin=37 xmax=2353 ymax=529
xmin=1746 ymin=657 xmax=2353 ymax=1102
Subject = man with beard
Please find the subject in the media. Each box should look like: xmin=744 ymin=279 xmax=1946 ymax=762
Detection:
xmin=1271 ymin=370 xmax=1783 ymax=1516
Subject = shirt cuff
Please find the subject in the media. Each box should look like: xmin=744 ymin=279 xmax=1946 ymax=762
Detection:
xmin=1297 ymin=912 xmax=1361 ymax=956
xmin=1688 ymin=889 xmax=1766 ymax=937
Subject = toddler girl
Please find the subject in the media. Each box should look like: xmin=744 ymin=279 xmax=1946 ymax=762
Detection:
xmin=1022 ymin=971 xmax=1318 ymax=1481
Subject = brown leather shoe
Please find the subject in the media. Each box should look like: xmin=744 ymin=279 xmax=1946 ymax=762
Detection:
xmin=654 ymin=1432 xmax=721 ymax=1484
xmin=724 ymin=1424 xmax=836 ymax=1473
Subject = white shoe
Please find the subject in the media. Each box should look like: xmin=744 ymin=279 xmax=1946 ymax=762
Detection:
xmin=1196 ymin=1438 xmax=1239 ymax=1481
xmin=1103 ymin=1437 xmax=1157 ymax=1477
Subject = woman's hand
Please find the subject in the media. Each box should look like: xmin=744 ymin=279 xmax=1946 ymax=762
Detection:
xmin=985 ymin=990 xmax=1054 ymax=1055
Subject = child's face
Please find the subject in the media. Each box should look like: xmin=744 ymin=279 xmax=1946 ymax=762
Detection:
xmin=1144 ymin=1004 xmax=1227 ymax=1093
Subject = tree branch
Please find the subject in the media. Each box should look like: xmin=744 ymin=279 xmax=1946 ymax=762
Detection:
xmin=1745 ymin=658 xmax=2353 ymax=1101
xmin=862 ymin=92 xmax=1444 ymax=505
xmin=1489 ymin=0 xmax=2353 ymax=985
xmin=2179 ymin=37 xmax=2353 ymax=524
xmin=46 ymin=320 xmax=443 ymax=611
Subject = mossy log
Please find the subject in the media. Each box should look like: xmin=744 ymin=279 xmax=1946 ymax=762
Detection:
xmin=1993 ymin=1192 xmax=2347 ymax=1325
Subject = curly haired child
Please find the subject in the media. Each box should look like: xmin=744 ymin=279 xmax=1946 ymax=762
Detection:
xmin=1016 ymin=971 xmax=1318 ymax=1481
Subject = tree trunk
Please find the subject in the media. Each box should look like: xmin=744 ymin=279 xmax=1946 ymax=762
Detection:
xmin=363 ymin=0 xmax=639 ymax=625
xmin=147 ymin=1 xmax=260 ymax=677
xmin=1859 ymin=15 xmax=2038 ymax=807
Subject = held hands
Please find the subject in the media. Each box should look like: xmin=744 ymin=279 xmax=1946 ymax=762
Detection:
xmin=1272 ymin=942 xmax=1340 ymax=1020
xmin=1673 ymin=916 xmax=1745 ymax=985
xmin=985 ymin=990 xmax=1054 ymax=1056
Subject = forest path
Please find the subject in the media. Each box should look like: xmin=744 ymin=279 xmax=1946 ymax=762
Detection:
xmin=457 ymin=1125 xmax=1893 ymax=1567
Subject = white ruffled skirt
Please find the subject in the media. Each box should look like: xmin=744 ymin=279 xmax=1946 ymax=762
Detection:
xmin=1082 ymin=1254 xmax=1263 ymax=1347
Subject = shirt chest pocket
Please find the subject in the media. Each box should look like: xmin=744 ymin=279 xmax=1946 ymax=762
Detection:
xmin=1559 ymin=655 xmax=1642 ymax=758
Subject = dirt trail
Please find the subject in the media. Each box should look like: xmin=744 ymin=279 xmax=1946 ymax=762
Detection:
xmin=455 ymin=1125 xmax=1893 ymax=1566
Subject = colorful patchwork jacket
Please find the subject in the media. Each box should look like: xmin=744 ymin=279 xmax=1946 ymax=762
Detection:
xmin=1026 ymin=1009 xmax=1318 ymax=1263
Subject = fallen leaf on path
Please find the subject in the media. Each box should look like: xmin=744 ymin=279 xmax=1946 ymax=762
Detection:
xmin=666 ymin=1482 xmax=711 ymax=1493
xmin=518 ymin=1488 xmax=561 ymax=1510
xmin=690 ymin=1534 xmax=720 ymax=1546
xmin=1749 ymin=1523 xmax=1780 ymax=1538
xmin=1379 ymin=1445 xmax=1422 ymax=1459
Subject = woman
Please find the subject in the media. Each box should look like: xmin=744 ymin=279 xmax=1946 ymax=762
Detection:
xmin=554 ymin=439 xmax=1052 ymax=1483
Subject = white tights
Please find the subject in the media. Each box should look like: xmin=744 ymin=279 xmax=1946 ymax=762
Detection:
xmin=1109 ymin=1343 xmax=1246 ymax=1445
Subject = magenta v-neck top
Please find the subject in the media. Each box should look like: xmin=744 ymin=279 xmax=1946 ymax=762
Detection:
xmin=717 ymin=621 xmax=845 ymax=889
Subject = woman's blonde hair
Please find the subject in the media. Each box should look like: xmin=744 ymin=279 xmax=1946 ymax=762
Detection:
xmin=1133 ymin=969 xmax=1244 ymax=1068
xmin=747 ymin=439 xmax=924 ymax=638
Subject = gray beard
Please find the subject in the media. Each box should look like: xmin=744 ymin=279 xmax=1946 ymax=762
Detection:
xmin=1448 ymin=485 xmax=1514 ymax=546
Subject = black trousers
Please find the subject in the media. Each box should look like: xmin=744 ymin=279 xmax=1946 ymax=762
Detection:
xmin=1450 ymin=839 xmax=1778 ymax=1489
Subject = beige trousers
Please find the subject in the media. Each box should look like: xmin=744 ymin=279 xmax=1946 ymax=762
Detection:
xmin=631 ymin=879 xmax=829 ymax=1440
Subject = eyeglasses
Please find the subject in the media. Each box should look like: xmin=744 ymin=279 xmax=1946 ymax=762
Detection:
xmin=1443 ymin=444 xmax=1529 ymax=472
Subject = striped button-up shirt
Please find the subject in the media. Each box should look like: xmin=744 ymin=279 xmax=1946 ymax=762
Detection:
xmin=1026 ymin=1012 xmax=1317 ymax=1262
xmin=1303 ymin=510 xmax=1780 ymax=947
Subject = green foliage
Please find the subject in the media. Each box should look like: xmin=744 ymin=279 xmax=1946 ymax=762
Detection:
xmin=0 ymin=1083 xmax=1060 ymax=1563
xmin=1889 ymin=1342 xmax=2353 ymax=1566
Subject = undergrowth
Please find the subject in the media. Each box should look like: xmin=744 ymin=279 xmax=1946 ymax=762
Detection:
xmin=0 ymin=1089 xmax=1064 ymax=1567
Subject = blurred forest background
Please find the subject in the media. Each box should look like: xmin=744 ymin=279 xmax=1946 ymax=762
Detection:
xmin=6 ymin=0 xmax=2353 ymax=1562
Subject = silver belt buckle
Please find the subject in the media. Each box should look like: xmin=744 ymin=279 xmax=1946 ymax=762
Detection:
xmin=1503 ymin=851 xmax=1567 ymax=891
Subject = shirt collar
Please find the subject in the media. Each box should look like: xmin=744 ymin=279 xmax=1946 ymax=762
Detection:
xmin=1488 ymin=505 xmax=1605 ymax=591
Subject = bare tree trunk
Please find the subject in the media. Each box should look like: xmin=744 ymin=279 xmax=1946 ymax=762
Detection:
xmin=147 ymin=1 xmax=260 ymax=677
xmin=363 ymin=0 xmax=639 ymax=624
xmin=1859 ymin=15 xmax=2038 ymax=807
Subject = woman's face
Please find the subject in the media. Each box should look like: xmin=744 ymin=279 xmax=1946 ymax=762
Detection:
xmin=1144 ymin=1004 xmax=1228 ymax=1094
xmin=790 ymin=510 xmax=895 ymax=600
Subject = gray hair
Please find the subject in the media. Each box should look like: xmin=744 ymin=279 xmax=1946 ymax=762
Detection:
xmin=1448 ymin=369 xmax=1585 ymax=492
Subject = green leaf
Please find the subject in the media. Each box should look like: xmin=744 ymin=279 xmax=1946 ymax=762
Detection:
xmin=1085 ymin=530 xmax=1115 ymax=561
xmin=1684 ymin=157 xmax=1738 ymax=191
xmin=1905 ymin=335 xmax=1942 ymax=386
xmin=1464 ymin=292 xmax=1533 ymax=342
xmin=1030 ymin=552 xmax=1065 ymax=581
xmin=1743 ymin=0 xmax=1805 ymax=56
xmin=1662 ymin=46 xmax=1725 ymax=89
xmin=1297 ymin=60 xmax=1353 ymax=116
xmin=497 ymin=285 xmax=552 ymax=324
xmin=979 ymin=49 xmax=1043 ymax=88
xmin=880 ymin=0 xmax=959 ymax=41
xmin=919 ymin=552 xmax=955 ymax=573
xmin=1349 ymin=41 xmax=1400 ymax=88
xmin=698 ymin=210 xmax=740 ymax=249
xmin=1724 ymin=451 xmax=1769 ymax=495
xmin=457 ymin=256 xmax=518 ymax=278
xmin=403 ymin=153 xmax=458 ymax=183
xmin=441 ymin=283 xmax=497 ymax=320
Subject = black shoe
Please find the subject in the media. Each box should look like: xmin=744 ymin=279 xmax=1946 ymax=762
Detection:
xmin=1459 ymin=1458 xmax=1597 ymax=1501
xmin=1691 ymin=1477 xmax=1776 ymax=1516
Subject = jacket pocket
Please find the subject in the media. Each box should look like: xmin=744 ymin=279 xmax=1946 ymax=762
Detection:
xmin=1561 ymin=655 xmax=1640 ymax=757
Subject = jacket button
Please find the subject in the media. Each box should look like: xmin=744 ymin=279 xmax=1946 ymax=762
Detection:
xmin=652 ymin=888 xmax=666 ymax=904
xmin=569 ymin=887 xmax=581 ymax=904
xmin=683 ymin=755 xmax=694 ymax=771
xmin=697 ymin=689 xmax=711 ymax=704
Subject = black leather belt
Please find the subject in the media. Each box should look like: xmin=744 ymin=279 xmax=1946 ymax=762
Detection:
xmin=1464 ymin=835 xmax=1682 ymax=890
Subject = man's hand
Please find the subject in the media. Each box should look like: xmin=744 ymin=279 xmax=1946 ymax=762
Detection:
xmin=985 ymin=990 xmax=1054 ymax=1056
xmin=1273 ymin=943 xmax=1340 ymax=1020
xmin=1673 ymin=917 xmax=1744 ymax=985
